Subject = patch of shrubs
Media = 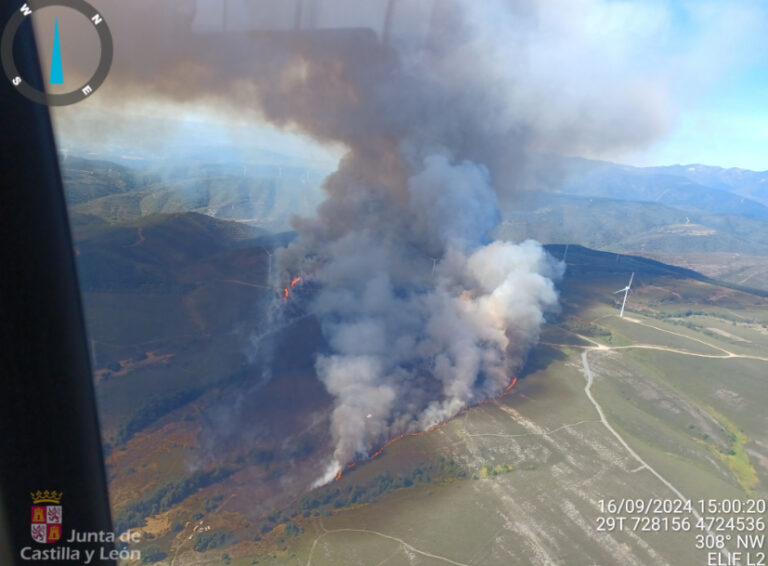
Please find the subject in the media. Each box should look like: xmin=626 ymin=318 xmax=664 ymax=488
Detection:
xmin=142 ymin=547 xmax=167 ymax=563
xmin=192 ymin=530 xmax=236 ymax=553
xmin=115 ymin=386 xmax=207 ymax=446
xmin=257 ymin=457 xmax=466 ymax=538
xmin=114 ymin=466 xmax=234 ymax=533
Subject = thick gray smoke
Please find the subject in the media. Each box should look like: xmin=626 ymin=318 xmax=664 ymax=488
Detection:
xmin=268 ymin=1 xmax=576 ymax=483
xmin=278 ymin=150 xmax=563 ymax=483
xmin=53 ymin=0 xmax=673 ymax=159
xmin=53 ymin=0 xmax=679 ymax=484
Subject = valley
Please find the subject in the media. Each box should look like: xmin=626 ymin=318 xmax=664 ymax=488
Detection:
xmin=60 ymin=156 xmax=768 ymax=565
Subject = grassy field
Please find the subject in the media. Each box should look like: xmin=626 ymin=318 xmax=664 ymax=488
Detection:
xmin=194 ymin=264 xmax=768 ymax=566
xmin=59 ymin=157 xmax=768 ymax=565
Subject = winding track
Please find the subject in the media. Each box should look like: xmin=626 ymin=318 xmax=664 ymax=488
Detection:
xmin=581 ymin=348 xmax=691 ymax=502
xmin=304 ymin=315 xmax=754 ymax=565
xmin=574 ymin=314 xmax=768 ymax=562
xmin=187 ymin=313 xmax=761 ymax=565
xmin=306 ymin=521 xmax=470 ymax=566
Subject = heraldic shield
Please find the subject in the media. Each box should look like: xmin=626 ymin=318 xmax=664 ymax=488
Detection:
xmin=30 ymin=490 xmax=63 ymax=543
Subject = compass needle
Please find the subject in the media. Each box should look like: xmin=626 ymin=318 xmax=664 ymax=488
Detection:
xmin=2 ymin=0 xmax=112 ymax=105
xmin=49 ymin=18 xmax=63 ymax=84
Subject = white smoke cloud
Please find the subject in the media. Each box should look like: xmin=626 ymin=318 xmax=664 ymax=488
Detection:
xmin=282 ymin=152 xmax=563 ymax=486
xmin=262 ymin=0 xmax=674 ymax=484
xmin=50 ymin=0 xmax=704 ymax=484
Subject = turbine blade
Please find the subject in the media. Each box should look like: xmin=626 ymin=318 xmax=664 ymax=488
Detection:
xmin=628 ymin=272 xmax=635 ymax=288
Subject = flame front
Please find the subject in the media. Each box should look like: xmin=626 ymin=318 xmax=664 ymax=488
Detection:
xmin=283 ymin=276 xmax=303 ymax=302
xmin=334 ymin=375 xmax=519 ymax=481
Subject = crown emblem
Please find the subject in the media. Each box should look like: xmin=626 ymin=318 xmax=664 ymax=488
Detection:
xmin=30 ymin=490 xmax=62 ymax=504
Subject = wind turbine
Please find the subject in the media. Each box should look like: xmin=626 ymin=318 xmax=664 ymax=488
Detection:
xmin=264 ymin=249 xmax=273 ymax=285
xmin=614 ymin=272 xmax=634 ymax=317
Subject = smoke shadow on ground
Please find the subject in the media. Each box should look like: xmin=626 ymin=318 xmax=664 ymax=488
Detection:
xmin=196 ymin=313 xmax=333 ymax=460
xmin=518 ymin=343 xmax=567 ymax=380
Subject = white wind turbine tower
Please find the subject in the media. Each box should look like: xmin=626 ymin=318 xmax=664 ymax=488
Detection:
xmin=264 ymin=249 xmax=273 ymax=285
xmin=614 ymin=272 xmax=634 ymax=318
xmin=429 ymin=257 xmax=438 ymax=276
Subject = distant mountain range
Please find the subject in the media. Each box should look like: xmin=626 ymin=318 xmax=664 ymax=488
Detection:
xmin=523 ymin=154 xmax=768 ymax=216
xmin=61 ymin=152 xmax=768 ymax=291
xmin=644 ymin=163 xmax=768 ymax=206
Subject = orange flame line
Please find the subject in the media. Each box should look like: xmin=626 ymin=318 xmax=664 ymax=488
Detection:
xmin=283 ymin=276 xmax=303 ymax=303
xmin=334 ymin=376 xmax=519 ymax=481
xmin=504 ymin=376 xmax=518 ymax=392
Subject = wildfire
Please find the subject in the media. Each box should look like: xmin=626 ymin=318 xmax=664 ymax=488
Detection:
xmin=504 ymin=376 xmax=518 ymax=392
xmin=334 ymin=375 xmax=519 ymax=481
xmin=370 ymin=433 xmax=406 ymax=460
xmin=283 ymin=276 xmax=303 ymax=302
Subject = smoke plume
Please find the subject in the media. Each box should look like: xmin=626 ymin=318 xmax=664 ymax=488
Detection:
xmin=281 ymin=152 xmax=564 ymax=483
xmin=259 ymin=2 xmax=575 ymax=484
xmin=56 ymin=0 xmax=681 ymax=483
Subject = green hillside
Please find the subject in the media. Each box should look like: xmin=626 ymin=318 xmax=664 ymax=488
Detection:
xmin=63 ymin=156 xmax=328 ymax=231
xmin=76 ymin=216 xmax=767 ymax=565
xmin=497 ymin=192 xmax=768 ymax=256
xmin=61 ymin=155 xmax=146 ymax=203
xmin=74 ymin=212 xmax=266 ymax=290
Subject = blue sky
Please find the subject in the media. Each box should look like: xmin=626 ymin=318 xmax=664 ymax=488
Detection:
xmin=625 ymin=0 xmax=768 ymax=170
xmin=632 ymin=64 xmax=768 ymax=170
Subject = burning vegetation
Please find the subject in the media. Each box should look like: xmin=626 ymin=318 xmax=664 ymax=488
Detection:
xmin=282 ymin=275 xmax=303 ymax=301
xmin=263 ymin=3 xmax=569 ymax=485
xmin=334 ymin=376 xmax=518 ymax=481
xmin=70 ymin=0 xmax=675 ymax=489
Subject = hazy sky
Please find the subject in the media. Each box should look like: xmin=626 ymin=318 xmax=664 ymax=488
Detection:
xmin=37 ymin=0 xmax=768 ymax=171
xmin=622 ymin=0 xmax=768 ymax=170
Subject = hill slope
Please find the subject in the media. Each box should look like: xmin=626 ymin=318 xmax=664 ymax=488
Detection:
xmin=73 ymin=215 xmax=768 ymax=565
